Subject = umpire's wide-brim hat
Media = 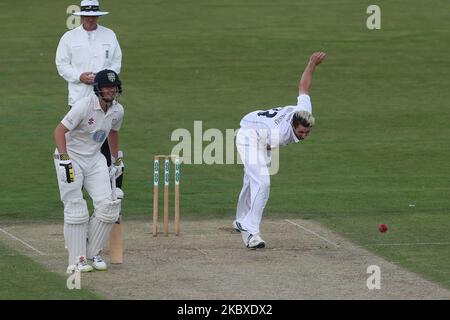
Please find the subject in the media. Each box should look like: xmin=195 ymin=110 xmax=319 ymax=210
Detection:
xmin=73 ymin=0 xmax=109 ymax=16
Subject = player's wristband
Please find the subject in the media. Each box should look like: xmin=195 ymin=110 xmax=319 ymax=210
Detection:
xmin=54 ymin=153 xmax=70 ymax=161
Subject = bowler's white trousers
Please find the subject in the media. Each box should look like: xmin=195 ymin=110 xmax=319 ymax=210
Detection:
xmin=235 ymin=127 xmax=272 ymax=235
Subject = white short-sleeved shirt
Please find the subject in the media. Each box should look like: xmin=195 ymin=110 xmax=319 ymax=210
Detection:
xmin=239 ymin=94 xmax=312 ymax=148
xmin=61 ymin=93 xmax=124 ymax=166
xmin=55 ymin=25 xmax=122 ymax=106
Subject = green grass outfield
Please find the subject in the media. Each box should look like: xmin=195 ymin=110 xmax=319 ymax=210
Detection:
xmin=0 ymin=241 xmax=99 ymax=299
xmin=0 ymin=0 xmax=449 ymax=297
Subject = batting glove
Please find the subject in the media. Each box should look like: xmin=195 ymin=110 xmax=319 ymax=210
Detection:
xmin=57 ymin=154 xmax=74 ymax=183
xmin=110 ymin=156 xmax=124 ymax=180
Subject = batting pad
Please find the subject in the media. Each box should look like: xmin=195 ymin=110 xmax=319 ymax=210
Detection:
xmin=64 ymin=199 xmax=89 ymax=224
xmin=87 ymin=216 xmax=114 ymax=259
xmin=64 ymin=222 xmax=88 ymax=265
xmin=93 ymin=198 xmax=121 ymax=223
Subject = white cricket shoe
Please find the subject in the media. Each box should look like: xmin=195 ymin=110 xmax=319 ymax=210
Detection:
xmin=92 ymin=255 xmax=107 ymax=271
xmin=66 ymin=256 xmax=93 ymax=274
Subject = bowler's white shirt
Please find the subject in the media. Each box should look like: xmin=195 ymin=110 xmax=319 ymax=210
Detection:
xmin=61 ymin=94 xmax=124 ymax=167
xmin=239 ymin=94 xmax=312 ymax=148
xmin=56 ymin=24 xmax=122 ymax=105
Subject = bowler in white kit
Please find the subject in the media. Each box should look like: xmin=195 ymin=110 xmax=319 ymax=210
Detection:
xmin=54 ymin=69 xmax=124 ymax=272
xmin=234 ymin=52 xmax=326 ymax=249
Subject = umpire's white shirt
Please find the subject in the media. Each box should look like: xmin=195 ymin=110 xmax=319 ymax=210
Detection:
xmin=239 ymin=94 xmax=312 ymax=148
xmin=56 ymin=24 xmax=122 ymax=106
xmin=61 ymin=94 xmax=124 ymax=168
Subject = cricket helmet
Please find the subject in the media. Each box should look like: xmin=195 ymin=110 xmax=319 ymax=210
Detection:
xmin=93 ymin=69 xmax=122 ymax=96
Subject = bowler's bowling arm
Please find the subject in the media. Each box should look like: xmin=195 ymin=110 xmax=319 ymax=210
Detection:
xmin=299 ymin=52 xmax=326 ymax=95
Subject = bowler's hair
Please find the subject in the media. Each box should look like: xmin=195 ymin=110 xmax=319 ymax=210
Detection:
xmin=292 ymin=110 xmax=315 ymax=128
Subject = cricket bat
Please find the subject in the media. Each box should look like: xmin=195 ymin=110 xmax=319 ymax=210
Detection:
xmin=109 ymin=163 xmax=124 ymax=264
xmin=110 ymin=217 xmax=123 ymax=264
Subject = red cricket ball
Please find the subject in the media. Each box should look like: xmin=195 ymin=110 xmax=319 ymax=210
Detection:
xmin=379 ymin=224 xmax=388 ymax=233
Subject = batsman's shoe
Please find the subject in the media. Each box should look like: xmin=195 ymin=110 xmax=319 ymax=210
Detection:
xmin=92 ymin=255 xmax=107 ymax=271
xmin=241 ymin=230 xmax=266 ymax=249
xmin=67 ymin=256 xmax=93 ymax=273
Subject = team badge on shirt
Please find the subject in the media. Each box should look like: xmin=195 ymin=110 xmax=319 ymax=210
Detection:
xmin=93 ymin=130 xmax=107 ymax=142
xmin=88 ymin=118 xmax=94 ymax=125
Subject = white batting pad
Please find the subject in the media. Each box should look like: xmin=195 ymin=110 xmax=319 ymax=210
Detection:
xmin=87 ymin=216 xmax=114 ymax=259
xmin=64 ymin=199 xmax=89 ymax=224
xmin=64 ymin=222 xmax=88 ymax=265
xmin=93 ymin=198 xmax=121 ymax=223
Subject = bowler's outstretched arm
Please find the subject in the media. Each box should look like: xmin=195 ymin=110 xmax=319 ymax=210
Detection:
xmin=299 ymin=52 xmax=326 ymax=95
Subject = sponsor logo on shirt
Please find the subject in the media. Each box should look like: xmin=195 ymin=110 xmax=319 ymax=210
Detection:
xmin=92 ymin=130 xmax=107 ymax=143
xmin=274 ymin=107 xmax=294 ymax=125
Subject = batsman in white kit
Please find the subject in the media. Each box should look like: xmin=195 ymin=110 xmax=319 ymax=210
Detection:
xmin=54 ymin=69 xmax=124 ymax=272
xmin=234 ymin=52 xmax=326 ymax=249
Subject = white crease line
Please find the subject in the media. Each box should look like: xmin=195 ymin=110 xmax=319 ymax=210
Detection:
xmin=196 ymin=248 xmax=208 ymax=256
xmin=285 ymin=219 xmax=340 ymax=248
xmin=196 ymin=248 xmax=216 ymax=261
xmin=371 ymin=242 xmax=450 ymax=246
xmin=0 ymin=227 xmax=46 ymax=256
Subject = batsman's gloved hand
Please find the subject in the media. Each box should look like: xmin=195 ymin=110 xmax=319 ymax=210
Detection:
xmin=57 ymin=154 xmax=75 ymax=183
xmin=110 ymin=155 xmax=124 ymax=180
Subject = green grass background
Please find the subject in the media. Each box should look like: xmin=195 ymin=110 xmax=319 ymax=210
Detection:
xmin=0 ymin=242 xmax=99 ymax=299
xmin=0 ymin=0 xmax=449 ymax=297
